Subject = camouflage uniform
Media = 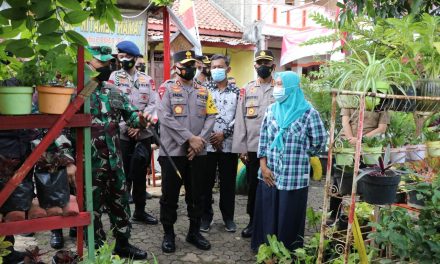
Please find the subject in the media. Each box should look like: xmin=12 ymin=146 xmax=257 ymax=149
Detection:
xmin=90 ymin=82 xmax=142 ymax=242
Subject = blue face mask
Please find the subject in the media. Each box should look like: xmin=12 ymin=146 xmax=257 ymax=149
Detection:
xmin=211 ymin=68 xmax=226 ymax=82
xmin=273 ymin=85 xmax=288 ymax=102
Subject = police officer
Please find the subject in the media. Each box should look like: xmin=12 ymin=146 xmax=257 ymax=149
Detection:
xmin=157 ymin=50 xmax=217 ymax=253
xmin=232 ymin=50 xmax=276 ymax=238
xmin=110 ymin=41 xmax=158 ymax=225
xmin=195 ymin=55 xmax=211 ymax=85
xmin=86 ymin=45 xmax=150 ymax=259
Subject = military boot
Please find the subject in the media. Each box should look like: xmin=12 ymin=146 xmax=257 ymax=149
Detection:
xmin=114 ymin=238 xmax=147 ymax=260
xmin=186 ymin=219 xmax=211 ymax=250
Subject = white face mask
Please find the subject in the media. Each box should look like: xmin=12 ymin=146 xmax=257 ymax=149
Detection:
xmin=194 ymin=68 xmax=202 ymax=80
xmin=273 ymin=85 xmax=288 ymax=102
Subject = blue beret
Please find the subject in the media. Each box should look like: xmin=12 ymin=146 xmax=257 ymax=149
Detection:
xmin=116 ymin=41 xmax=141 ymax=57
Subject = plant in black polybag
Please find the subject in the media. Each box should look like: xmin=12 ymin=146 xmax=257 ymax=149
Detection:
xmin=35 ymin=169 xmax=70 ymax=209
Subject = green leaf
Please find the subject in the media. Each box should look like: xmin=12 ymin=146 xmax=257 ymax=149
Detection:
xmin=0 ymin=26 xmax=21 ymax=38
xmin=107 ymin=4 xmax=122 ymax=21
xmin=57 ymin=0 xmax=83 ymax=11
xmin=6 ymin=0 xmax=28 ymax=7
xmin=105 ymin=13 xmax=115 ymax=32
xmin=64 ymin=10 xmax=90 ymax=24
xmin=37 ymin=33 xmax=63 ymax=45
xmin=0 ymin=7 xmax=27 ymax=20
xmin=5 ymin=38 xmax=31 ymax=51
xmin=0 ymin=14 xmax=8 ymax=25
xmin=65 ymin=30 xmax=88 ymax=45
xmin=25 ymin=16 xmax=35 ymax=31
xmin=30 ymin=0 xmax=52 ymax=19
xmin=34 ymin=9 xmax=56 ymax=21
xmin=12 ymin=46 xmax=34 ymax=58
xmin=37 ymin=18 xmax=60 ymax=34
xmin=336 ymin=2 xmax=345 ymax=9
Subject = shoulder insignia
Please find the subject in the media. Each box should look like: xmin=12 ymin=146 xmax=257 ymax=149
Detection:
xmin=239 ymin=88 xmax=246 ymax=100
xmin=172 ymin=85 xmax=182 ymax=93
xmin=150 ymin=79 xmax=156 ymax=91
xmin=158 ymin=85 xmax=167 ymax=100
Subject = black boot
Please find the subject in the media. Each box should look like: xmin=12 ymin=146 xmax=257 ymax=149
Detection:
xmin=69 ymin=227 xmax=77 ymax=238
xmin=241 ymin=218 xmax=253 ymax=238
xmin=114 ymin=238 xmax=147 ymax=260
xmin=162 ymin=225 xmax=176 ymax=253
xmin=133 ymin=210 xmax=158 ymax=225
xmin=186 ymin=219 xmax=211 ymax=250
xmin=50 ymin=229 xmax=64 ymax=249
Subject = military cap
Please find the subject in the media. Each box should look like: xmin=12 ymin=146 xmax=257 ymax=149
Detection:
xmin=255 ymin=50 xmax=274 ymax=61
xmin=116 ymin=41 xmax=142 ymax=57
xmin=195 ymin=55 xmax=211 ymax=65
xmin=173 ymin=50 xmax=196 ymax=64
xmin=86 ymin=46 xmax=114 ymax=62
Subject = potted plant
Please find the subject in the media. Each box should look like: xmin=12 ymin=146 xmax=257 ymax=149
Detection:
xmin=424 ymin=113 xmax=440 ymax=157
xmin=357 ymin=147 xmax=409 ymax=205
xmin=256 ymin=234 xmax=292 ymax=264
xmin=0 ymin=0 xmax=122 ymax=114
xmin=362 ymin=136 xmax=384 ymax=165
xmin=387 ymin=112 xmax=412 ymax=163
xmin=334 ymin=138 xmax=355 ymax=166
xmin=51 ymin=250 xmax=79 ymax=264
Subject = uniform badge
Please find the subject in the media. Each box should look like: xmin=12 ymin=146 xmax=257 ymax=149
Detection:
xmin=140 ymin=94 xmax=149 ymax=101
xmin=247 ymin=107 xmax=255 ymax=116
xmin=158 ymin=85 xmax=166 ymax=100
xmin=173 ymin=105 xmax=184 ymax=114
xmin=198 ymin=88 xmax=207 ymax=96
xmin=250 ymin=86 xmax=256 ymax=93
xmin=239 ymin=88 xmax=246 ymax=100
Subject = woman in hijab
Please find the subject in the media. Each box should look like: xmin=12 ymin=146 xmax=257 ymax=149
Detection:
xmin=251 ymin=71 xmax=327 ymax=252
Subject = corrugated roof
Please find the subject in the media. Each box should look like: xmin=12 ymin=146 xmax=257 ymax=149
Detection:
xmin=148 ymin=30 xmax=252 ymax=46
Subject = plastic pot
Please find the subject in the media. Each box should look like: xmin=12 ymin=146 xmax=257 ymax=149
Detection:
xmin=406 ymin=144 xmax=426 ymax=161
xmin=0 ymin=86 xmax=34 ymax=115
xmin=426 ymin=141 xmax=440 ymax=157
xmin=362 ymin=146 xmax=382 ymax=165
xmin=415 ymin=79 xmax=440 ymax=112
xmin=333 ymin=169 xmax=363 ymax=196
xmin=335 ymin=148 xmax=355 ymax=166
xmin=390 ymin=147 xmax=407 ymax=164
xmin=360 ymin=171 xmax=401 ymax=205
xmin=37 ymin=86 xmax=75 ymax=114
xmin=407 ymin=190 xmax=425 ymax=209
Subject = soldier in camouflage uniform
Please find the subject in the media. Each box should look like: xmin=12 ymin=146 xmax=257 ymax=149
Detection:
xmin=86 ymin=46 xmax=149 ymax=260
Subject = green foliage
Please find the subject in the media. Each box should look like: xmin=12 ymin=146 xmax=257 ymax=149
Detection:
xmin=0 ymin=0 xmax=122 ymax=85
xmin=256 ymin=235 xmax=292 ymax=264
xmin=362 ymin=136 xmax=385 ymax=148
xmin=151 ymin=0 xmax=175 ymax=7
xmin=387 ymin=112 xmax=416 ymax=147
xmin=368 ymin=177 xmax=440 ymax=263
xmin=306 ymin=207 xmax=323 ymax=233
xmin=0 ymin=236 xmax=13 ymax=263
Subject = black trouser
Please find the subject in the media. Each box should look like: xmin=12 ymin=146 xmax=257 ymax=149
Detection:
xmin=159 ymin=156 xmax=207 ymax=228
xmin=202 ymin=152 xmax=238 ymax=222
xmin=246 ymin=152 xmax=260 ymax=220
xmin=120 ymin=137 xmax=152 ymax=212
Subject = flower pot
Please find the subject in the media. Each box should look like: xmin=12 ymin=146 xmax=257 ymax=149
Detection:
xmin=415 ymin=79 xmax=440 ymax=112
xmin=390 ymin=147 xmax=407 ymax=164
xmin=406 ymin=144 xmax=426 ymax=161
xmin=426 ymin=141 xmax=440 ymax=157
xmin=362 ymin=146 xmax=382 ymax=165
xmin=37 ymin=86 xmax=75 ymax=114
xmin=336 ymin=94 xmax=359 ymax=109
xmin=0 ymin=86 xmax=34 ymax=115
xmin=407 ymin=190 xmax=425 ymax=209
xmin=335 ymin=148 xmax=355 ymax=166
xmin=360 ymin=171 xmax=401 ymax=205
xmin=333 ymin=169 xmax=364 ymax=195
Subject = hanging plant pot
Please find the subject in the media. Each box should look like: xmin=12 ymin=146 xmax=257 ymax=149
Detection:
xmin=360 ymin=171 xmax=401 ymax=205
xmin=37 ymin=86 xmax=75 ymax=114
xmin=415 ymin=79 xmax=440 ymax=112
xmin=390 ymin=147 xmax=407 ymax=164
xmin=406 ymin=144 xmax=426 ymax=161
xmin=336 ymin=94 xmax=359 ymax=109
xmin=0 ymin=86 xmax=34 ymax=115
xmin=426 ymin=141 xmax=440 ymax=157
xmin=362 ymin=146 xmax=382 ymax=165
xmin=333 ymin=169 xmax=364 ymax=195
xmin=334 ymin=147 xmax=355 ymax=166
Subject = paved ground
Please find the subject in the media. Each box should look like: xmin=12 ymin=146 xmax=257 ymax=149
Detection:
xmin=15 ymin=180 xmax=325 ymax=263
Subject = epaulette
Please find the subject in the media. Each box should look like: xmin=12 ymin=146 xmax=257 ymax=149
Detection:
xmin=115 ymin=70 xmax=127 ymax=78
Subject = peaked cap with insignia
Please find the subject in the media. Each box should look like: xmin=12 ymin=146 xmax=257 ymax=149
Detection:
xmin=173 ymin=50 xmax=196 ymax=64
xmin=254 ymin=49 xmax=274 ymax=61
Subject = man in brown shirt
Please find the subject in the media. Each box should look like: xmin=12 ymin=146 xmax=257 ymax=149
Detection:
xmin=341 ymin=108 xmax=390 ymax=144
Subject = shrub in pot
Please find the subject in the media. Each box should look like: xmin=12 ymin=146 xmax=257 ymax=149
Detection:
xmin=334 ymin=139 xmax=355 ymax=166
xmin=406 ymin=136 xmax=426 ymax=161
xmin=423 ymin=113 xmax=440 ymax=157
xmin=358 ymin=148 xmax=409 ymax=205
xmin=362 ymin=136 xmax=384 ymax=165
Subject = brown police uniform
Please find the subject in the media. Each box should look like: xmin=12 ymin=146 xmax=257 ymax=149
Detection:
xmin=340 ymin=108 xmax=390 ymax=136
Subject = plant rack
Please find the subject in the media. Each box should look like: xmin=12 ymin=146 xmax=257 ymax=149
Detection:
xmin=317 ymin=90 xmax=440 ymax=264
xmin=0 ymin=47 xmax=95 ymax=260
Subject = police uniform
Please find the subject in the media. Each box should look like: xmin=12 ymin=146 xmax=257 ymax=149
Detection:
xmin=109 ymin=41 xmax=158 ymax=221
xmin=157 ymin=50 xmax=217 ymax=252
xmin=231 ymin=50 xmax=276 ymax=232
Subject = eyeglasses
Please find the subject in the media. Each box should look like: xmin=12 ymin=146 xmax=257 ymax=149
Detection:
xmin=91 ymin=46 xmax=112 ymax=55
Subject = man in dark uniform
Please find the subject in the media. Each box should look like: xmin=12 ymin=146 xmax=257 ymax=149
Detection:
xmin=157 ymin=50 xmax=217 ymax=253
xmin=232 ymin=50 xmax=276 ymax=238
xmin=195 ymin=55 xmax=211 ymax=85
xmin=110 ymin=41 xmax=158 ymax=225
xmin=86 ymin=46 xmax=150 ymax=259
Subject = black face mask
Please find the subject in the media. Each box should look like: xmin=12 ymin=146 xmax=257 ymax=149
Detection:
xmin=256 ymin=65 xmax=274 ymax=79
xmin=96 ymin=66 xmax=112 ymax=82
xmin=121 ymin=59 xmax=135 ymax=70
xmin=202 ymin=67 xmax=211 ymax=77
xmin=136 ymin=63 xmax=146 ymax=72
xmin=177 ymin=65 xmax=196 ymax=80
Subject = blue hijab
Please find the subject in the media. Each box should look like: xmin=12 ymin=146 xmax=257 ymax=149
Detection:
xmin=270 ymin=71 xmax=311 ymax=150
